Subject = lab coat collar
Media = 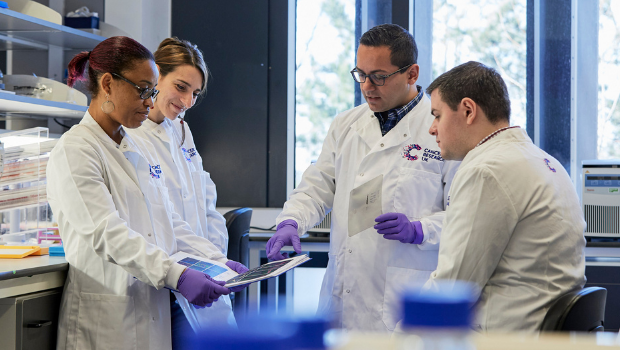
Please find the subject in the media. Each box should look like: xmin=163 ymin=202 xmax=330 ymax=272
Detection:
xmin=350 ymin=109 xmax=382 ymax=149
xmin=462 ymin=127 xmax=529 ymax=166
xmin=79 ymin=111 xmax=143 ymax=153
xmin=351 ymin=94 xmax=432 ymax=151
xmin=79 ymin=111 xmax=142 ymax=189
xmin=142 ymin=118 xmax=173 ymax=148
xmin=80 ymin=111 xmax=118 ymax=148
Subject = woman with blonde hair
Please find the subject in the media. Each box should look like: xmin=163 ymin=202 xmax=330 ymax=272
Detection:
xmin=126 ymin=37 xmax=247 ymax=344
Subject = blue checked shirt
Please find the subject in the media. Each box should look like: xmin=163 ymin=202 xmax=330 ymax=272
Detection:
xmin=375 ymin=85 xmax=424 ymax=136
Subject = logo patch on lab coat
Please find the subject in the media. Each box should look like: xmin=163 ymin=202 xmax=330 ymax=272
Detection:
xmin=150 ymin=164 xmax=162 ymax=179
xmin=404 ymin=144 xmax=444 ymax=163
xmin=544 ymin=159 xmax=556 ymax=173
xmin=403 ymin=144 xmax=422 ymax=161
xmin=181 ymin=147 xmax=197 ymax=162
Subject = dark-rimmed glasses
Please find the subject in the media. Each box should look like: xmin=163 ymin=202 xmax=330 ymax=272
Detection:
xmin=350 ymin=64 xmax=413 ymax=86
xmin=112 ymin=73 xmax=159 ymax=100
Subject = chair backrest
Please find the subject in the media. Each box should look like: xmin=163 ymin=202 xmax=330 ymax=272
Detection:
xmin=224 ymin=207 xmax=252 ymax=266
xmin=540 ymin=287 xmax=607 ymax=332
xmin=223 ymin=207 xmax=252 ymax=315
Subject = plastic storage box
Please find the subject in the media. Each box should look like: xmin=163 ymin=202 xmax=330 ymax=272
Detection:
xmin=64 ymin=16 xmax=99 ymax=29
xmin=0 ymin=127 xmax=57 ymax=240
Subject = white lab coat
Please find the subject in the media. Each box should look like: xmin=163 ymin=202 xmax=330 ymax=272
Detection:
xmin=128 ymin=118 xmax=235 ymax=330
xmin=427 ymin=127 xmax=586 ymax=332
xmin=47 ymin=112 xmax=228 ymax=350
xmin=171 ymin=117 xmax=229 ymax=253
xmin=277 ymin=95 xmax=459 ymax=332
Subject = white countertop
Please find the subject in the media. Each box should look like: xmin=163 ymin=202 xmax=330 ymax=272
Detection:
xmin=0 ymin=255 xmax=67 ymax=280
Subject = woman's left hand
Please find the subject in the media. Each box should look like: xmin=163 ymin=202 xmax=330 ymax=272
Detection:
xmin=225 ymin=260 xmax=250 ymax=292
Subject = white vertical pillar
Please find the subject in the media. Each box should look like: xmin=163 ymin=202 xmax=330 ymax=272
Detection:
xmin=571 ymin=0 xmax=599 ymax=198
xmin=104 ymin=0 xmax=171 ymax=51
xmin=533 ymin=0 xmax=541 ymax=147
xmin=412 ymin=0 xmax=433 ymax=89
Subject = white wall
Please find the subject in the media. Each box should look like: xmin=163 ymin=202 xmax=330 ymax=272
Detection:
xmin=104 ymin=0 xmax=171 ymax=52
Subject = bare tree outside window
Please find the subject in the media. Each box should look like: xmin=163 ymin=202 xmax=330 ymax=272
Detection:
xmin=296 ymin=0 xmax=356 ymax=186
xmin=433 ymin=0 xmax=527 ymax=129
xmin=598 ymin=0 xmax=620 ymax=158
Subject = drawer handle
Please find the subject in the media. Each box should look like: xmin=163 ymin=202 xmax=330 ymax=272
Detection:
xmin=26 ymin=321 xmax=52 ymax=328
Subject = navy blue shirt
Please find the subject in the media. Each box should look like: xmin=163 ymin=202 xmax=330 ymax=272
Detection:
xmin=374 ymin=85 xmax=424 ymax=136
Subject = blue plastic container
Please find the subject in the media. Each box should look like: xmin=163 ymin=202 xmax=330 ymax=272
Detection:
xmin=64 ymin=16 xmax=99 ymax=29
xmin=49 ymin=245 xmax=65 ymax=256
xmin=184 ymin=313 xmax=330 ymax=350
xmin=401 ymin=281 xmax=477 ymax=350
xmin=402 ymin=281 xmax=475 ymax=328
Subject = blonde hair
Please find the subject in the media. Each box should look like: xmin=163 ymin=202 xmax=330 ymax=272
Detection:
xmin=154 ymin=37 xmax=210 ymax=145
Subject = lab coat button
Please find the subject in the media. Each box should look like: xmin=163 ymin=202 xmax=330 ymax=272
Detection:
xmin=404 ymin=134 xmax=407 ymax=137
xmin=152 ymin=317 xmax=155 ymax=321
xmin=380 ymin=143 xmax=384 ymax=147
xmin=157 ymin=130 xmax=161 ymax=134
xmin=360 ymin=173 xmax=364 ymax=177
xmin=346 ymin=289 xmax=350 ymax=293
xmin=148 ymin=233 xmax=152 ymax=237
xmin=348 ymin=249 xmax=352 ymax=253
xmin=123 ymin=145 xmax=127 ymax=149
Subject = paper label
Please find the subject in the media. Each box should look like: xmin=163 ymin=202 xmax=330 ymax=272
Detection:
xmin=348 ymin=174 xmax=383 ymax=237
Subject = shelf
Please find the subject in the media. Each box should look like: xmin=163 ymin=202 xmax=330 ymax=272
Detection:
xmin=0 ymin=8 xmax=106 ymax=51
xmin=0 ymin=92 xmax=86 ymax=119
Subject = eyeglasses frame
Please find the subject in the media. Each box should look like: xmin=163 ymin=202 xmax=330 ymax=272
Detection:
xmin=111 ymin=72 xmax=159 ymax=100
xmin=350 ymin=64 xmax=414 ymax=86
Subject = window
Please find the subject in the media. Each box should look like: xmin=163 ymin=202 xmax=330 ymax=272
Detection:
xmin=295 ymin=0 xmax=356 ymax=185
xmin=598 ymin=0 xmax=620 ymax=159
xmin=432 ymin=0 xmax=527 ymax=128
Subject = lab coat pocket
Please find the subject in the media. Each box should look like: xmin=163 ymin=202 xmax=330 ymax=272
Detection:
xmin=382 ymin=266 xmax=432 ymax=332
xmin=75 ymin=293 xmax=136 ymax=350
xmin=393 ymin=167 xmax=442 ymax=220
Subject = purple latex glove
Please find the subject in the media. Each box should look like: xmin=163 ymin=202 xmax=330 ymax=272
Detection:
xmin=225 ymin=260 xmax=250 ymax=293
xmin=265 ymin=219 xmax=302 ymax=261
xmin=177 ymin=268 xmax=230 ymax=307
xmin=374 ymin=213 xmax=424 ymax=244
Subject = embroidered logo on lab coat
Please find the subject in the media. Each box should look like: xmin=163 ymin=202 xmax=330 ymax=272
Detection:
xmin=544 ymin=159 xmax=556 ymax=173
xmin=422 ymin=148 xmax=444 ymax=162
xmin=150 ymin=164 xmax=162 ymax=179
xmin=404 ymin=144 xmax=444 ymax=163
xmin=403 ymin=144 xmax=422 ymax=161
xmin=181 ymin=147 xmax=197 ymax=162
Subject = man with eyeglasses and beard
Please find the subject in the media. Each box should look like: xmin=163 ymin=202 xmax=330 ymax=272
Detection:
xmin=266 ymin=24 xmax=460 ymax=332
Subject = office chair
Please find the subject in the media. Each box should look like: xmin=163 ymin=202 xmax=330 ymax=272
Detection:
xmin=223 ymin=207 xmax=253 ymax=314
xmin=540 ymin=287 xmax=607 ymax=332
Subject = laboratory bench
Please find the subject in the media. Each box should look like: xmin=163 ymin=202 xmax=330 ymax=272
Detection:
xmin=247 ymin=233 xmax=620 ymax=332
xmin=0 ymin=255 xmax=68 ymax=350
xmin=247 ymin=232 xmax=329 ymax=313
xmin=2 ymin=240 xmax=620 ymax=349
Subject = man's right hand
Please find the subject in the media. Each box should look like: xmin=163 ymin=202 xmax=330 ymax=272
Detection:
xmin=176 ymin=268 xmax=230 ymax=307
xmin=265 ymin=219 xmax=302 ymax=261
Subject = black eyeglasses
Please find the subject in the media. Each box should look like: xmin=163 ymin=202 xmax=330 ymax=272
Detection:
xmin=350 ymin=64 xmax=413 ymax=86
xmin=112 ymin=73 xmax=159 ymax=100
